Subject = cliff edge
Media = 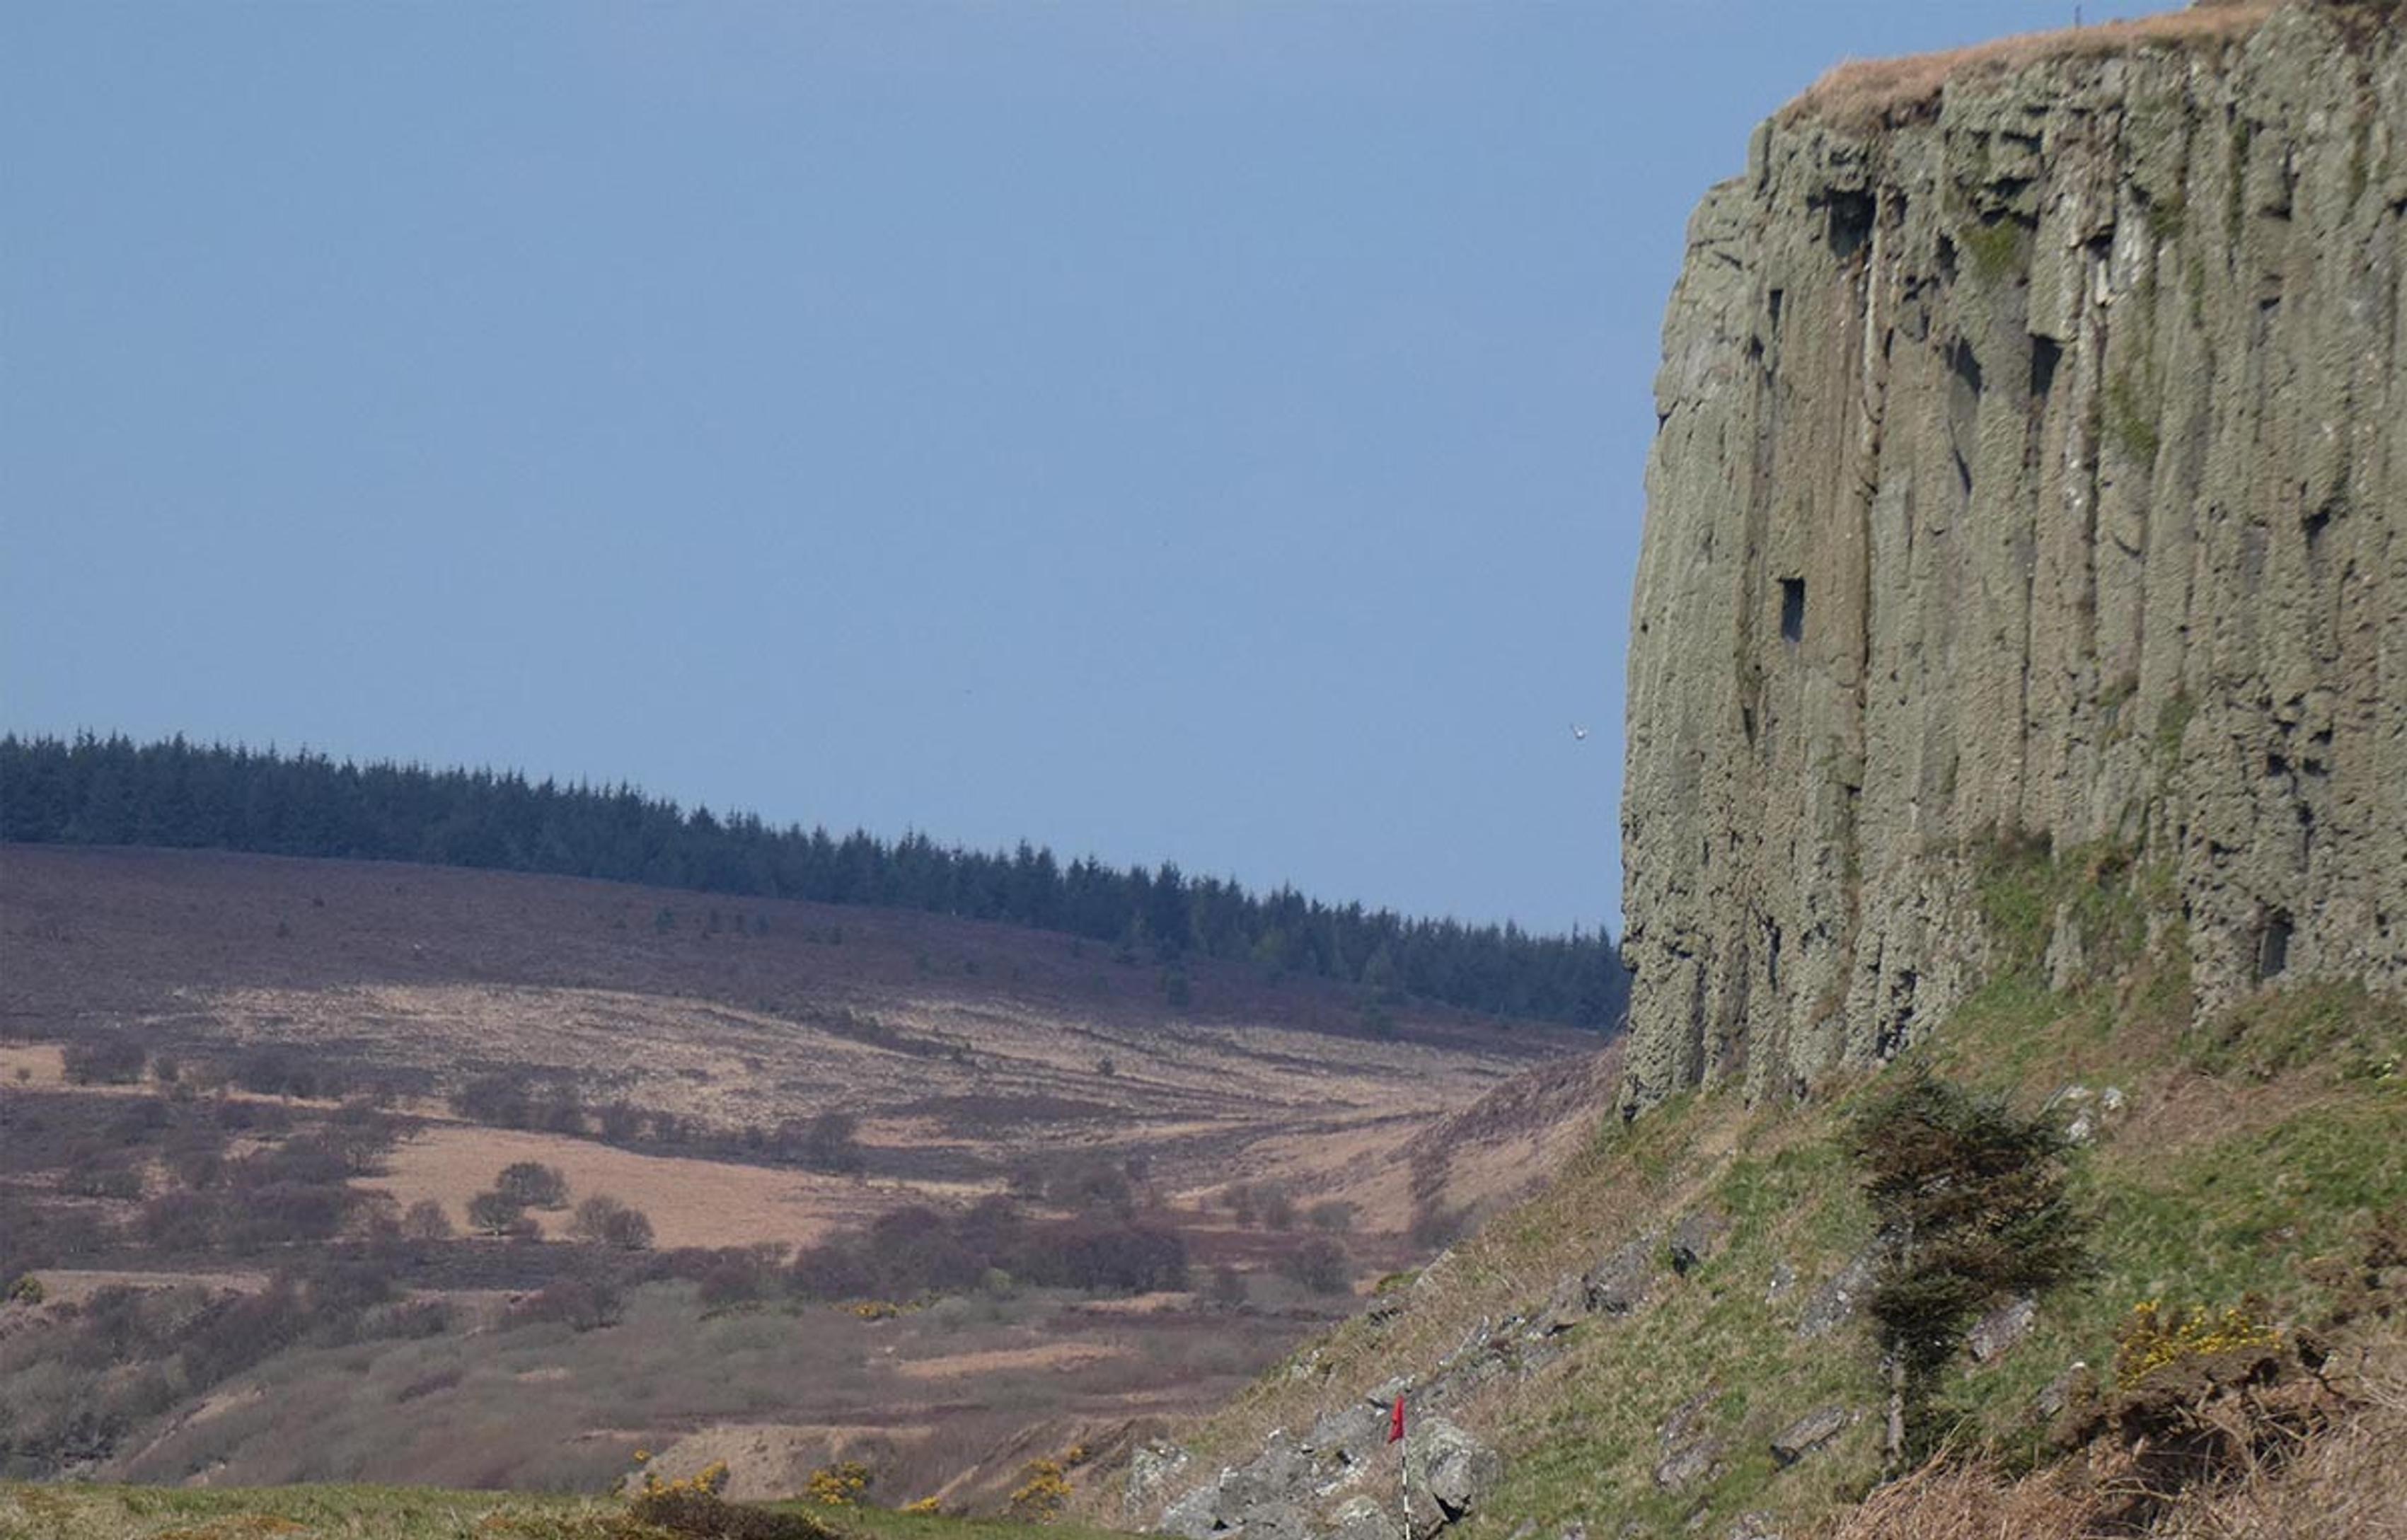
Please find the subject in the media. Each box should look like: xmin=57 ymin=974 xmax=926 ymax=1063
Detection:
xmin=1620 ymin=1 xmax=2407 ymax=1112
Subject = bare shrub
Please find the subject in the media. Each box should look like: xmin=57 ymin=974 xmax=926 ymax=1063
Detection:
xmin=400 ymin=1199 xmax=454 ymax=1242
xmin=569 ymin=1194 xmax=654 ymax=1251
xmin=512 ymin=1275 xmax=622 ymax=1332
xmin=1276 ymin=1237 xmax=1354 ymax=1295
xmin=1306 ymin=1200 xmax=1358 ymax=1234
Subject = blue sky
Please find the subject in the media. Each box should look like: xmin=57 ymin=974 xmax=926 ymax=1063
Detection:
xmin=3 ymin=2 xmax=2168 ymax=934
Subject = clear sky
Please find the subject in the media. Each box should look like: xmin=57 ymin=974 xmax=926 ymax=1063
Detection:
xmin=4 ymin=1 xmax=2172 ymax=935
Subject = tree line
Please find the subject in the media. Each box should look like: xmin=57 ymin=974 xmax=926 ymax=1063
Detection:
xmin=0 ymin=732 xmax=1629 ymax=1029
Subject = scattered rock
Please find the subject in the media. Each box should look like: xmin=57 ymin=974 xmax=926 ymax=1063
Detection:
xmin=2033 ymin=1361 xmax=2096 ymax=1423
xmin=1126 ymin=1444 xmax=1194 ymax=1519
xmin=1306 ymin=1404 xmax=1385 ymax=1467
xmin=1242 ymin=1500 xmax=1312 ymax=1540
xmin=1796 ymin=1252 xmax=1876 ymax=1338
xmin=1651 ymin=1437 xmax=1724 ymax=1493
xmin=1654 ymin=1389 xmax=1724 ymax=1492
xmin=1218 ymin=1434 xmax=1308 ymax=1515
xmin=1585 ymin=1236 xmax=1659 ymax=1316
xmin=1765 ymin=1261 xmax=1796 ymax=1303
xmin=1768 ymin=1405 xmax=1848 ymax=1466
xmin=1157 ymin=1476 xmax=1224 ymax=1540
xmin=1327 ymin=1496 xmax=1393 ymax=1540
xmin=1725 ymin=1512 xmax=1784 ymax=1540
xmin=1968 ymin=1297 xmax=2038 ymax=1362
xmin=1668 ymin=1210 xmax=1730 ymax=1275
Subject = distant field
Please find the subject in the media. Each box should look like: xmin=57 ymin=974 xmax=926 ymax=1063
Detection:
xmin=0 ymin=845 xmax=1615 ymax=1501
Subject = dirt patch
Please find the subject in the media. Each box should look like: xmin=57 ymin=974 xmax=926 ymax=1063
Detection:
xmin=891 ymin=1343 xmax=1124 ymax=1380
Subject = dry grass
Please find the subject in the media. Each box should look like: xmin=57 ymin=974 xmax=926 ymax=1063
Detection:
xmin=364 ymin=1123 xmax=910 ymax=1251
xmin=1784 ymin=3 xmax=2278 ymax=132
xmin=1816 ymin=1331 xmax=2407 ymax=1539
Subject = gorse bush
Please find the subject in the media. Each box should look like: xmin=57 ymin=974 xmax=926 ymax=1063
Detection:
xmin=803 ymin=1459 xmax=872 ymax=1506
xmin=2113 ymin=1296 xmax=2282 ymax=1384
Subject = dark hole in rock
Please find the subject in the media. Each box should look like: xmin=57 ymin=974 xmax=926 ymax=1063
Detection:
xmin=2267 ymin=752 xmax=2290 ymax=778
xmin=1780 ymin=579 xmax=1806 ymax=644
xmin=2258 ymin=912 xmax=2293 ymax=981
xmin=1951 ymin=337 xmax=1985 ymax=397
xmin=2305 ymin=500 xmax=2336 ymax=552
xmin=2030 ymin=335 xmax=2062 ymax=400
xmin=1828 ymin=191 xmax=1875 ymax=260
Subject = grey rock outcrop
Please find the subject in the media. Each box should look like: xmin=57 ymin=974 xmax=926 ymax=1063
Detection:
xmin=1620 ymin=2 xmax=2407 ymax=1113
xmin=1148 ymin=1411 xmax=1501 ymax=1540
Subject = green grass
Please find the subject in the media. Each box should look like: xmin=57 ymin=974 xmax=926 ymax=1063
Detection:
xmin=0 ymin=1484 xmax=1141 ymax=1540
xmin=2104 ymin=369 xmax=2164 ymax=464
xmin=1958 ymin=219 xmax=2025 ymax=284
xmin=0 ymin=1482 xmax=618 ymax=1539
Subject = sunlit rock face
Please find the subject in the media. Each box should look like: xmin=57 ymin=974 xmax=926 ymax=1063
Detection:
xmin=1620 ymin=3 xmax=2407 ymax=1113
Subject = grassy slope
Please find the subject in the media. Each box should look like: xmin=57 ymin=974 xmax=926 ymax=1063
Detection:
xmin=1155 ymin=843 xmax=2407 ymax=1539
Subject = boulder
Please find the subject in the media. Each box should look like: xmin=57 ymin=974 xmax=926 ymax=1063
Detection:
xmin=1409 ymin=1417 xmax=1501 ymax=1522
xmin=1768 ymin=1405 xmax=1848 ymax=1466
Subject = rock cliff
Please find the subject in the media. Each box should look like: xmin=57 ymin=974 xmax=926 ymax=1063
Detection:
xmin=1620 ymin=2 xmax=2407 ymax=1112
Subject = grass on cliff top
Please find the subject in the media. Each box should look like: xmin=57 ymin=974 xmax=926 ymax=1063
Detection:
xmin=1148 ymin=843 xmax=2407 ymax=1540
xmin=1782 ymin=3 xmax=2275 ymax=131
xmin=0 ymin=1483 xmax=1139 ymax=1540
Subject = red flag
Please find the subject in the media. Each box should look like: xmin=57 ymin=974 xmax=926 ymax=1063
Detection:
xmin=1388 ymin=1395 xmax=1406 ymax=1445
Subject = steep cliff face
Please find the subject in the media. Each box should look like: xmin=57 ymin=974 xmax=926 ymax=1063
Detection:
xmin=1620 ymin=3 xmax=2407 ymax=1112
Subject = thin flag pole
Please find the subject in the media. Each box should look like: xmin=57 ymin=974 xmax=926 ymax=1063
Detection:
xmin=1390 ymin=1395 xmax=1410 ymax=1539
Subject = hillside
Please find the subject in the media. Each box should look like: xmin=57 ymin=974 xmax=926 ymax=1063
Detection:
xmin=0 ymin=844 xmax=1608 ymax=1497
xmin=1105 ymin=7 xmax=2407 ymax=1539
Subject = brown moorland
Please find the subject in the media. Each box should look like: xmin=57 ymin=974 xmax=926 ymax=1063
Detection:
xmin=0 ymin=843 xmax=1615 ymax=1499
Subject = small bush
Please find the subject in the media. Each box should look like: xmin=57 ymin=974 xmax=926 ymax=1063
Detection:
xmin=1008 ymin=1458 xmax=1071 ymax=1519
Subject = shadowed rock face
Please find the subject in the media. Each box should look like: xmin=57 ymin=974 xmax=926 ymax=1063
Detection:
xmin=1620 ymin=3 xmax=2407 ymax=1113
